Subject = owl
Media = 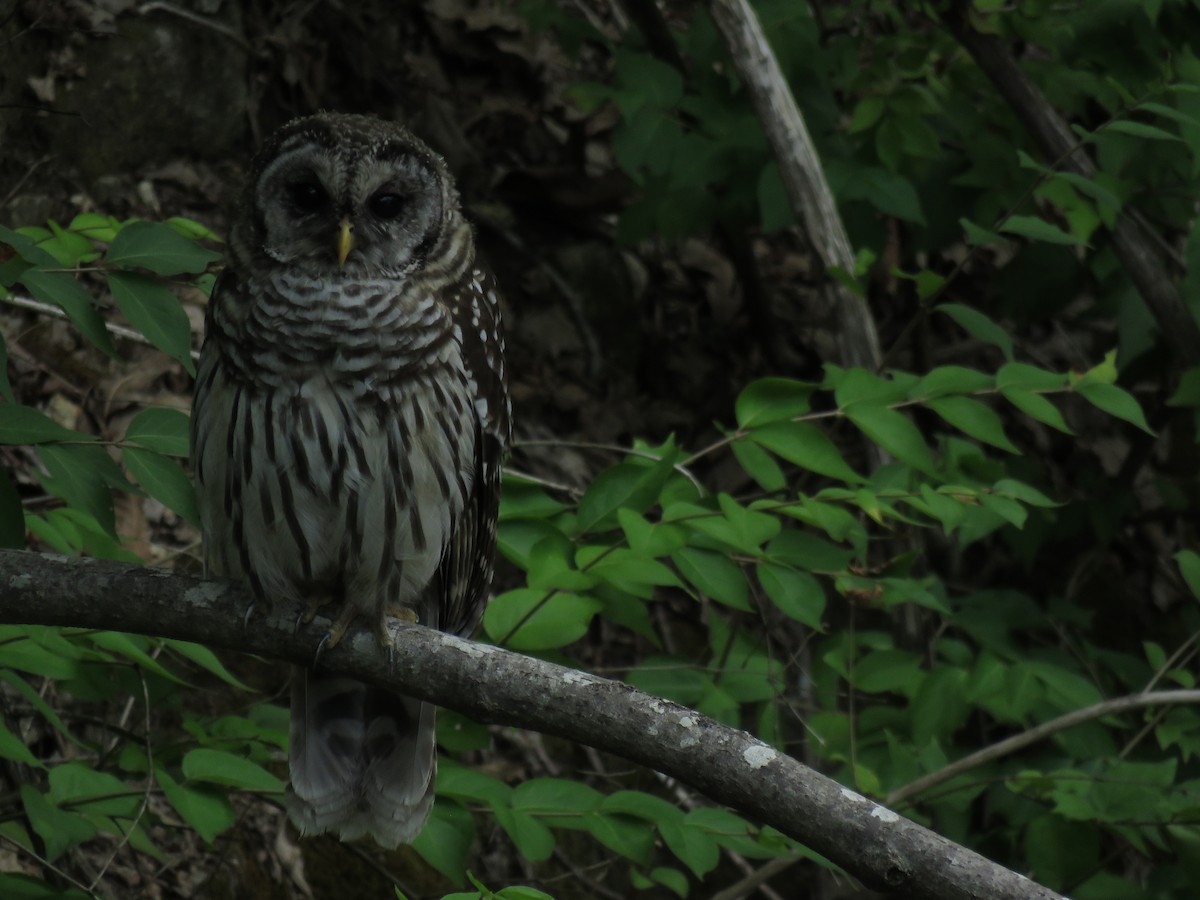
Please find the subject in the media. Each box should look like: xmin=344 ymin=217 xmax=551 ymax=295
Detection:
xmin=190 ymin=113 xmax=510 ymax=847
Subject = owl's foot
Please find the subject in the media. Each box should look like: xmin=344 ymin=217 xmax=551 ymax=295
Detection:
xmin=300 ymin=595 xmax=330 ymax=626
xmin=374 ymin=607 xmax=419 ymax=672
xmin=311 ymin=612 xmax=352 ymax=668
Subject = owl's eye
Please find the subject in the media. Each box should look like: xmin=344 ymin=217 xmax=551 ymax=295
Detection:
xmin=286 ymin=181 xmax=327 ymax=213
xmin=369 ymin=192 xmax=405 ymax=220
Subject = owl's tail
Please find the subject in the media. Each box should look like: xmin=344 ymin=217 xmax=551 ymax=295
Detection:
xmin=285 ymin=668 xmax=436 ymax=848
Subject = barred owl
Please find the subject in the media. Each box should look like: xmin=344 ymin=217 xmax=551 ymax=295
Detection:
xmin=191 ymin=113 xmax=510 ymax=847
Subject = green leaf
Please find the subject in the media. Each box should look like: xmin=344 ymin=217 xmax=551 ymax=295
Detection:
xmin=86 ymin=633 xmax=184 ymax=686
xmin=0 ymin=720 xmax=42 ymax=767
xmin=0 ymin=627 xmax=83 ymax=679
xmin=992 ymin=479 xmax=1057 ymax=507
xmin=163 ymin=640 xmax=252 ymax=689
xmin=844 ymin=405 xmax=936 ymax=474
xmin=959 ymin=217 xmax=1006 ymax=245
xmin=1000 ymin=388 xmax=1072 ymax=434
xmin=124 ymin=407 xmax=191 ymax=456
xmin=756 ymin=563 xmax=825 ymax=629
xmin=1105 ymin=119 xmax=1182 ymax=142
xmin=672 ymin=546 xmax=751 ymax=610
xmin=157 ymin=768 xmax=234 ymax=843
xmin=37 ymin=444 xmax=124 ymax=537
xmin=483 ymin=589 xmax=602 ymax=650
xmin=1176 ymin=550 xmax=1200 ymax=602
xmin=18 ymin=268 xmax=118 ymax=357
xmin=928 ymin=396 xmax=1019 ymax=452
xmin=601 ymin=790 xmax=683 ymax=825
xmin=576 ymin=545 xmax=680 ymax=596
xmin=912 ymin=366 xmax=995 ymax=399
xmin=437 ymin=762 xmax=512 ymax=806
xmin=666 ymin=497 xmax=779 ymax=555
xmin=750 ymin=421 xmax=863 ymax=482
xmin=48 ymin=762 xmax=138 ymax=816
xmin=766 ymin=529 xmax=855 ymax=572
xmin=20 ymin=785 xmax=96 ymax=862
xmin=0 ymin=405 xmax=92 ymax=444
xmin=410 ymin=801 xmax=470 ymax=888
xmin=576 ymin=443 xmax=678 ymax=533
xmin=1168 ymin=366 xmax=1200 ymax=407
xmin=1074 ymin=381 xmax=1154 ymax=434
xmin=660 ymin=819 xmax=720 ymax=878
xmin=614 ymin=51 xmax=685 ymax=109
xmin=730 ymin=437 xmax=787 ymax=491
xmin=106 ymin=221 xmax=222 ymax=275
xmin=494 ymin=806 xmax=555 ymax=861
xmin=735 ymin=378 xmax=812 ymax=427
xmin=936 ymin=304 xmax=1013 ymax=359
xmin=166 ymin=216 xmax=223 ymax=242
xmin=979 ymin=493 xmax=1027 ymax=528
xmin=512 ymin=778 xmax=601 ymax=820
xmin=999 ymin=215 xmax=1078 ymax=246
xmin=996 ymin=362 xmax=1068 ymax=392
xmin=848 ymin=96 xmax=886 ymax=132
xmin=910 ymin=666 xmax=970 ymax=745
xmin=618 ymin=508 xmax=688 ymax=557
xmin=831 ymin=367 xmax=910 ymax=406
xmin=0 ymin=224 xmax=60 ymax=267
xmin=181 ymin=748 xmax=285 ymax=793
xmin=852 ymin=648 xmax=923 ymax=694
xmin=587 ymin=812 xmax=655 ymax=864
xmin=69 ymin=212 xmax=122 ymax=242
xmin=107 ymin=271 xmax=196 ymax=374
xmin=123 ymin=447 xmax=200 ymax=525
xmin=860 ymin=169 xmax=925 ymax=223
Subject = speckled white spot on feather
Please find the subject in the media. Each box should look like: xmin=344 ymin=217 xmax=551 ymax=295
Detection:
xmin=742 ymin=744 xmax=776 ymax=769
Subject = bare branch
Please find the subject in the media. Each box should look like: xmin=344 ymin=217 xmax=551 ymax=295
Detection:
xmin=706 ymin=0 xmax=882 ymax=373
xmin=0 ymin=550 xmax=1062 ymax=900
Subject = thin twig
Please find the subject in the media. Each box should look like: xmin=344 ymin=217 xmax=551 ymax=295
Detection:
xmin=886 ymin=689 xmax=1200 ymax=807
xmin=0 ymin=293 xmax=201 ymax=361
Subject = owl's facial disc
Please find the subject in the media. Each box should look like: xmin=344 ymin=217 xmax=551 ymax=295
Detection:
xmin=252 ymin=137 xmax=444 ymax=278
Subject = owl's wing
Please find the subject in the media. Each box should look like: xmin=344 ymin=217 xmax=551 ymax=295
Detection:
xmin=437 ymin=266 xmax=510 ymax=637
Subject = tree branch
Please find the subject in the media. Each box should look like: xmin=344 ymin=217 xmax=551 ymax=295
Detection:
xmin=706 ymin=0 xmax=883 ymax=373
xmin=0 ymin=550 xmax=1063 ymax=900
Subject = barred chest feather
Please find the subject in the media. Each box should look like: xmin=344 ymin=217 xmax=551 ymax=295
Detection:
xmin=192 ymin=272 xmax=480 ymax=627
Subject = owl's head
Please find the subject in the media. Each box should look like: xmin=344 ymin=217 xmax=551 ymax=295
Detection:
xmin=233 ymin=113 xmax=460 ymax=279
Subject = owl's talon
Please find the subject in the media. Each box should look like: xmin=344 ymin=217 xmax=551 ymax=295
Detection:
xmin=312 ymin=632 xmax=331 ymax=667
xmin=301 ymin=596 xmax=327 ymax=626
xmin=243 ymin=601 xmax=257 ymax=630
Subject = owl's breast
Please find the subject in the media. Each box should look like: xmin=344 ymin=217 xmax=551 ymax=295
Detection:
xmin=214 ymin=270 xmax=458 ymax=387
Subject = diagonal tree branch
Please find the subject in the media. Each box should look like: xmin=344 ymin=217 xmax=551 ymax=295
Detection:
xmin=707 ymin=0 xmax=883 ymax=374
xmin=0 ymin=549 xmax=1062 ymax=900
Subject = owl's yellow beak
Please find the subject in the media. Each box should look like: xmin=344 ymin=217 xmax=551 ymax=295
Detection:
xmin=336 ymin=216 xmax=354 ymax=266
